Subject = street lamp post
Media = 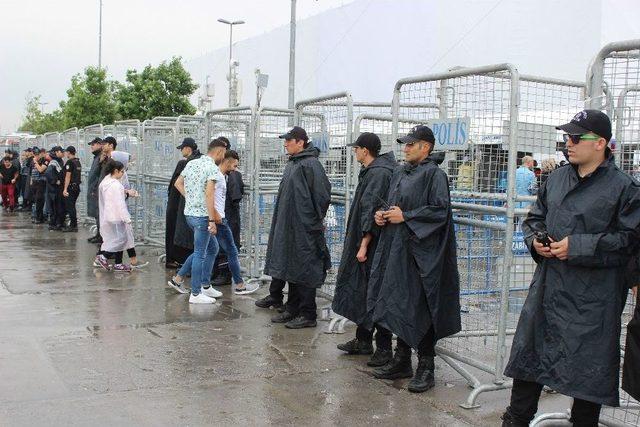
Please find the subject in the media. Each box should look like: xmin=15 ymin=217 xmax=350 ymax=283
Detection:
xmin=98 ymin=0 xmax=103 ymax=69
xmin=288 ymin=0 xmax=296 ymax=111
xmin=218 ymin=18 xmax=245 ymax=107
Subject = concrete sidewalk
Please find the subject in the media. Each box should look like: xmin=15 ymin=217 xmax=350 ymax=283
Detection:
xmin=0 ymin=210 xmax=569 ymax=426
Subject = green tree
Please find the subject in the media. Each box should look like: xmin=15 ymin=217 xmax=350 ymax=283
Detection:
xmin=18 ymin=94 xmax=66 ymax=134
xmin=62 ymin=66 xmax=118 ymax=128
xmin=116 ymin=57 xmax=198 ymax=120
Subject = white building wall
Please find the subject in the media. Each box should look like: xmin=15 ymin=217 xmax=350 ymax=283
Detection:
xmin=186 ymin=0 xmax=629 ymax=110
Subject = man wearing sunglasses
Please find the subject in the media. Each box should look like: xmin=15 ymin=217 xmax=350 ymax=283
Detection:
xmin=502 ymin=110 xmax=640 ymax=426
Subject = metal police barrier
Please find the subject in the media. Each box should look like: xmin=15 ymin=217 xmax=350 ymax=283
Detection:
xmin=204 ymin=107 xmax=256 ymax=276
xmin=43 ymin=131 xmax=61 ymax=148
xmin=392 ymin=64 xmax=521 ymax=408
xmin=141 ymin=121 xmax=176 ymax=247
xmin=531 ymin=39 xmax=640 ymax=427
xmin=295 ymin=92 xmax=353 ymax=300
xmin=251 ymin=107 xmax=297 ymax=281
xmin=113 ymin=120 xmax=143 ymax=238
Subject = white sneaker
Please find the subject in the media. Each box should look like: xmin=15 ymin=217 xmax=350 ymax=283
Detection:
xmin=167 ymin=277 xmax=188 ymax=294
xmin=234 ymin=282 xmax=260 ymax=295
xmin=189 ymin=293 xmax=216 ymax=304
xmin=201 ymin=286 xmax=223 ymax=298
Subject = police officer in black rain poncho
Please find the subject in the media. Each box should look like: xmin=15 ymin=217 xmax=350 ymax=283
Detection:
xmin=502 ymin=110 xmax=640 ymax=427
xmin=368 ymin=125 xmax=461 ymax=393
xmin=259 ymin=126 xmax=332 ymax=329
xmin=332 ymin=132 xmax=396 ymax=367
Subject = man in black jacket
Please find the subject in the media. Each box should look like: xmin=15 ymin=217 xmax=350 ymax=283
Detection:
xmin=369 ymin=126 xmax=461 ymax=394
xmin=165 ymin=137 xmax=201 ymax=268
xmin=502 ymin=110 xmax=640 ymax=426
xmin=257 ymin=126 xmax=332 ymax=329
xmin=332 ymin=133 xmax=396 ymax=367
xmin=86 ymin=138 xmax=103 ymax=242
xmin=45 ymin=146 xmax=65 ymax=231
xmin=211 ymin=136 xmax=245 ymax=286
xmin=62 ymin=146 xmax=82 ymax=232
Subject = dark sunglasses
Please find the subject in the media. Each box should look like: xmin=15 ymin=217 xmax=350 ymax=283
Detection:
xmin=562 ymin=134 xmax=600 ymax=145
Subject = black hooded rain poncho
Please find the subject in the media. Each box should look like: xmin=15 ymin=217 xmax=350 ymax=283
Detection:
xmin=504 ymin=155 xmax=640 ymax=406
xmin=368 ymin=151 xmax=461 ymax=349
xmin=263 ymin=145 xmax=332 ymax=288
xmin=166 ymin=149 xmax=201 ymax=261
xmin=332 ymin=151 xmax=396 ymax=326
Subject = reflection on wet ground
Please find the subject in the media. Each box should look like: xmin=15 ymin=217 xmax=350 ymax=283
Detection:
xmin=0 ymin=210 xmax=561 ymax=425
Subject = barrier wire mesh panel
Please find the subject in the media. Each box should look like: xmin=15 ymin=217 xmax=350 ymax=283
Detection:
xmin=141 ymin=123 xmax=176 ymax=247
xmin=205 ymin=108 xmax=255 ymax=275
xmin=393 ymin=65 xmax=523 ymax=408
xmin=585 ymin=40 xmax=640 ymax=426
xmin=296 ymin=94 xmax=353 ymax=299
xmin=112 ymin=121 xmax=143 ymax=238
xmin=251 ymin=108 xmax=295 ymax=279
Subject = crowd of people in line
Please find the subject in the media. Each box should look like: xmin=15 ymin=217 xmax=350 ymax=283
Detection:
xmin=2 ymin=109 xmax=640 ymax=426
xmin=1 ymin=145 xmax=82 ymax=229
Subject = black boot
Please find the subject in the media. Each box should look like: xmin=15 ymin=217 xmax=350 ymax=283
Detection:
xmin=285 ymin=316 xmax=317 ymax=329
xmin=500 ymin=412 xmax=529 ymax=427
xmin=271 ymin=311 xmax=295 ymax=323
xmin=367 ymin=349 xmax=393 ymax=367
xmin=372 ymin=347 xmax=412 ymax=379
xmin=255 ymin=295 xmax=284 ymax=310
xmin=337 ymin=338 xmax=374 ymax=355
xmin=407 ymin=356 xmax=435 ymax=393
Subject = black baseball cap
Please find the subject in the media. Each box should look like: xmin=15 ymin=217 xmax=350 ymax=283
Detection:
xmin=279 ymin=126 xmax=308 ymax=142
xmin=102 ymin=136 xmax=117 ymax=148
xmin=88 ymin=137 xmax=102 ymax=146
xmin=32 ymin=146 xmax=39 ymax=152
xmin=556 ymin=110 xmax=612 ymax=142
xmin=177 ymin=137 xmax=197 ymax=150
xmin=397 ymin=125 xmax=436 ymax=144
xmin=347 ymin=132 xmax=381 ymax=154
xmin=51 ymin=145 xmax=64 ymax=153
xmin=65 ymin=146 xmax=76 ymax=155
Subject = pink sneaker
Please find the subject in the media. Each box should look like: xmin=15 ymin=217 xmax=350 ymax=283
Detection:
xmin=113 ymin=264 xmax=132 ymax=273
xmin=94 ymin=255 xmax=111 ymax=271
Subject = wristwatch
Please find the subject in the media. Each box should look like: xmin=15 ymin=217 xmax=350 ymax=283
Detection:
xmin=208 ymin=219 xmax=216 ymax=223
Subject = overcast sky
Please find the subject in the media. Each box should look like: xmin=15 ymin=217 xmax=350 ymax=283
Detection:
xmin=1 ymin=0 xmax=639 ymax=133
xmin=0 ymin=0 xmax=356 ymax=132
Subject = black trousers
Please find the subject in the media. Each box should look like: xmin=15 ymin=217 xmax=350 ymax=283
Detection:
xmin=64 ymin=184 xmax=80 ymax=227
xmin=505 ymin=379 xmax=602 ymax=426
xmin=356 ymin=324 xmax=392 ymax=351
xmin=396 ymin=326 xmax=436 ymax=357
xmin=47 ymin=190 xmax=65 ymax=227
xmin=269 ymin=277 xmax=286 ymax=302
xmin=286 ymin=283 xmax=317 ymax=320
xmin=32 ymin=181 xmax=45 ymax=221
xmin=99 ymin=248 xmax=136 ymax=265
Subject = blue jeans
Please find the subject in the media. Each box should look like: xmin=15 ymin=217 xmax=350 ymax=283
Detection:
xmin=178 ymin=216 xmax=219 ymax=295
xmin=215 ymin=219 xmax=243 ymax=285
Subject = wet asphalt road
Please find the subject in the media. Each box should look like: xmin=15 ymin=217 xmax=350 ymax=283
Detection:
xmin=0 ymin=210 xmax=570 ymax=426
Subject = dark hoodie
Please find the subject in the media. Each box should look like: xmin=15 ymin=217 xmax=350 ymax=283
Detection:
xmin=368 ymin=151 xmax=462 ymax=346
xmin=332 ymin=151 xmax=397 ymax=326
xmin=263 ymin=145 xmax=332 ymax=287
